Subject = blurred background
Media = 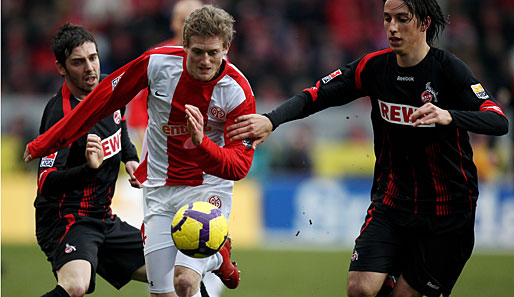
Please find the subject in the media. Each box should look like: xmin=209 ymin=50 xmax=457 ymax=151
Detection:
xmin=2 ymin=0 xmax=514 ymax=296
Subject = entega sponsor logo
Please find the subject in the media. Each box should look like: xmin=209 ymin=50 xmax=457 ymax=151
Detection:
xmin=162 ymin=124 xmax=188 ymax=136
xmin=161 ymin=124 xmax=213 ymax=136
xmin=378 ymin=99 xmax=435 ymax=127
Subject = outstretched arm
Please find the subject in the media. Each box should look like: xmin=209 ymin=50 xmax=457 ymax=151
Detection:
xmin=226 ymin=114 xmax=273 ymax=150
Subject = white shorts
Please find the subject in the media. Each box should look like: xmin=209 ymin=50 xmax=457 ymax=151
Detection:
xmin=142 ymin=183 xmax=232 ymax=293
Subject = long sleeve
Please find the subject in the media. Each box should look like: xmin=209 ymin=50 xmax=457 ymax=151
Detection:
xmin=187 ymin=94 xmax=256 ymax=181
xmin=444 ymin=53 xmax=508 ymax=135
xmin=28 ymin=53 xmax=150 ymax=159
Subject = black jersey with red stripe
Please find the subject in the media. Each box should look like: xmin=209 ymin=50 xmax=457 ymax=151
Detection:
xmin=266 ymin=47 xmax=508 ymax=215
xmin=34 ymin=79 xmax=139 ymax=219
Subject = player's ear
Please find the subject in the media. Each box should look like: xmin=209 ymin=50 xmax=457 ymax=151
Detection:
xmin=421 ymin=17 xmax=431 ymax=32
xmin=56 ymin=60 xmax=66 ymax=77
xmin=223 ymin=43 xmax=230 ymax=55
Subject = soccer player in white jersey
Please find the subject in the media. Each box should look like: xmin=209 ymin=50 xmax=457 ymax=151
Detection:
xmin=25 ymin=5 xmax=255 ymax=297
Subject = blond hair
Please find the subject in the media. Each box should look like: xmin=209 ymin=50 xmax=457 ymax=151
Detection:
xmin=183 ymin=5 xmax=235 ymax=49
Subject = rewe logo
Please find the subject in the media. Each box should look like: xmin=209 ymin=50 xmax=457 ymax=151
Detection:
xmin=102 ymin=129 xmax=122 ymax=160
xmin=378 ymin=99 xmax=434 ymax=127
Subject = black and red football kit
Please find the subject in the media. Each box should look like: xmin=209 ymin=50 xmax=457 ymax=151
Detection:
xmin=264 ymin=47 xmax=508 ymax=296
xmin=34 ymin=79 xmax=144 ymax=292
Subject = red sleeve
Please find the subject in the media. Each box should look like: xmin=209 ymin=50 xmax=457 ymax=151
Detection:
xmin=187 ymin=88 xmax=256 ymax=181
xmin=28 ymin=54 xmax=150 ymax=159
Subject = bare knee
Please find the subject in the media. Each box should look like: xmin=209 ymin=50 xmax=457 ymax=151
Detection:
xmin=57 ymin=260 xmax=91 ymax=297
xmin=59 ymin=282 xmax=88 ymax=297
xmin=347 ymin=281 xmax=377 ymax=297
xmin=174 ymin=267 xmax=200 ymax=297
xmin=347 ymin=271 xmax=386 ymax=297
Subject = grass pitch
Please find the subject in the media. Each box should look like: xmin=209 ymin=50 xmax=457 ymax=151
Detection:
xmin=2 ymin=244 xmax=513 ymax=296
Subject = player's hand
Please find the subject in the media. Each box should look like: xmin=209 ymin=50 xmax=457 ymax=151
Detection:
xmin=85 ymin=134 xmax=104 ymax=169
xmin=185 ymin=104 xmax=204 ymax=145
xmin=23 ymin=144 xmax=33 ymax=163
xmin=410 ymin=103 xmax=452 ymax=127
xmin=125 ymin=160 xmax=143 ymax=189
xmin=226 ymin=114 xmax=272 ymax=149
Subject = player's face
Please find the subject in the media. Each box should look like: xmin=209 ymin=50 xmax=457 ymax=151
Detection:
xmin=383 ymin=0 xmax=425 ymax=56
xmin=184 ymin=35 xmax=228 ymax=82
xmin=58 ymin=41 xmax=100 ymax=99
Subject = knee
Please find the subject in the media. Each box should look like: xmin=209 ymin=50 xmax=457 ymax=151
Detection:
xmin=347 ymin=279 xmax=377 ymax=297
xmin=174 ymin=273 xmax=196 ymax=297
xmin=58 ymin=274 xmax=89 ymax=297
xmin=60 ymin=283 xmax=88 ymax=297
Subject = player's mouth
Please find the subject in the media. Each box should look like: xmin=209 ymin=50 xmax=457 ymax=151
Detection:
xmin=389 ymin=37 xmax=402 ymax=46
xmin=84 ymin=75 xmax=97 ymax=85
xmin=199 ymin=66 xmax=211 ymax=73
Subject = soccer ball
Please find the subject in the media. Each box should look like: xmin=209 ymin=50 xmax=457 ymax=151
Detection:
xmin=171 ymin=201 xmax=228 ymax=258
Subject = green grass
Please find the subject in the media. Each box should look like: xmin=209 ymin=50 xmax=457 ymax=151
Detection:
xmin=2 ymin=244 xmax=514 ymax=296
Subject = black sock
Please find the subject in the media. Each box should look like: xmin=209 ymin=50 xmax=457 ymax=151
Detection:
xmin=41 ymin=285 xmax=70 ymax=297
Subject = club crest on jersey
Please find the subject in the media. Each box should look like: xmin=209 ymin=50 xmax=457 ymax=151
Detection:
xmin=209 ymin=107 xmax=226 ymax=119
xmin=322 ymin=69 xmax=342 ymax=84
xmin=64 ymin=243 xmax=76 ymax=254
xmin=113 ymin=110 xmax=122 ymax=124
xmin=420 ymin=82 xmax=438 ymax=103
xmin=208 ymin=195 xmax=222 ymax=208
xmin=40 ymin=152 xmax=58 ymax=167
xmin=471 ymin=83 xmax=489 ymax=100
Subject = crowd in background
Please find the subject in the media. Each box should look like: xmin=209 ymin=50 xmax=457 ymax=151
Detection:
xmin=2 ymin=0 xmax=514 ymax=177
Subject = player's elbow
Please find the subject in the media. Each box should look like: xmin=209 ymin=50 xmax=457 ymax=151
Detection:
xmin=497 ymin=116 xmax=509 ymax=136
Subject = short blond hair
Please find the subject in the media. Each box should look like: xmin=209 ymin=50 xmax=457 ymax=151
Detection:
xmin=183 ymin=5 xmax=235 ymax=49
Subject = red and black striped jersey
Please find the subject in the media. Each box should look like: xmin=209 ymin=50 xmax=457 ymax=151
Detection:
xmin=266 ymin=47 xmax=508 ymax=215
xmin=35 ymin=80 xmax=139 ymax=219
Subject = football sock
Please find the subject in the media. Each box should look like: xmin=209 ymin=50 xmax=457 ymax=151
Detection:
xmin=41 ymin=285 xmax=71 ymax=297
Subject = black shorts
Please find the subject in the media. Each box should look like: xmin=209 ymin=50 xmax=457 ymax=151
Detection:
xmin=349 ymin=202 xmax=475 ymax=297
xmin=36 ymin=210 xmax=145 ymax=293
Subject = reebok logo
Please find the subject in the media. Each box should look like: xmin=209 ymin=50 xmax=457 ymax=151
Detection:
xmin=397 ymin=76 xmax=414 ymax=81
